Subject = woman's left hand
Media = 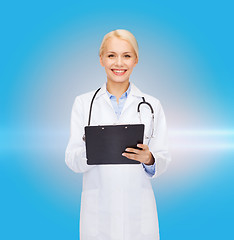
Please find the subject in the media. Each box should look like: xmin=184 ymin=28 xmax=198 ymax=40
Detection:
xmin=122 ymin=143 xmax=155 ymax=165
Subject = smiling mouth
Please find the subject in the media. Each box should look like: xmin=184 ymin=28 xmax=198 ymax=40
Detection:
xmin=111 ymin=69 xmax=127 ymax=76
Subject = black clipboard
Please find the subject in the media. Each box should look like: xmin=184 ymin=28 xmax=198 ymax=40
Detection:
xmin=85 ymin=124 xmax=145 ymax=165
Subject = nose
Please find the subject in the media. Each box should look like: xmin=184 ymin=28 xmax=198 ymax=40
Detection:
xmin=115 ymin=55 xmax=124 ymax=67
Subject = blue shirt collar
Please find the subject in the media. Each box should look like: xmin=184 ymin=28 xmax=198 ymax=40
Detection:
xmin=106 ymin=82 xmax=131 ymax=99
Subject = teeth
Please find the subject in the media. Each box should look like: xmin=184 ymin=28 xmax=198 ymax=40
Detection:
xmin=113 ymin=70 xmax=125 ymax=73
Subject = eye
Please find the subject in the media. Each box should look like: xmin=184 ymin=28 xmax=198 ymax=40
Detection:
xmin=108 ymin=54 xmax=115 ymax=58
xmin=124 ymin=55 xmax=131 ymax=58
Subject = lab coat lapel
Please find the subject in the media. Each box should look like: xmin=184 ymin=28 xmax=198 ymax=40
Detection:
xmin=120 ymin=82 xmax=143 ymax=117
xmin=94 ymin=82 xmax=144 ymax=122
xmin=95 ymin=82 xmax=114 ymax=111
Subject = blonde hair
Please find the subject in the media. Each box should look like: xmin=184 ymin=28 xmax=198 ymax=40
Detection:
xmin=99 ymin=29 xmax=139 ymax=60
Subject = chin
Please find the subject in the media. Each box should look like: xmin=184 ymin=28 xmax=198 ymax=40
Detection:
xmin=109 ymin=75 xmax=130 ymax=83
xmin=109 ymin=78 xmax=129 ymax=84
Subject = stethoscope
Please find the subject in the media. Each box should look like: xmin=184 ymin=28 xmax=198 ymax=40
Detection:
xmin=83 ymin=87 xmax=155 ymax=145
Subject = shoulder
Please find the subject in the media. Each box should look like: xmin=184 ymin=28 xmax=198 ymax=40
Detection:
xmin=142 ymin=92 xmax=160 ymax=105
xmin=131 ymin=82 xmax=162 ymax=109
xmin=139 ymin=90 xmax=163 ymax=112
xmin=138 ymin=91 xmax=168 ymax=121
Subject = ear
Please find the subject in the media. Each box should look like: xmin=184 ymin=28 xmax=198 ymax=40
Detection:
xmin=99 ymin=55 xmax=104 ymax=67
xmin=133 ymin=57 xmax=138 ymax=67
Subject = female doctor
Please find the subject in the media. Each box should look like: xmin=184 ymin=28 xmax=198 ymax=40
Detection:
xmin=65 ymin=29 xmax=171 ymax=240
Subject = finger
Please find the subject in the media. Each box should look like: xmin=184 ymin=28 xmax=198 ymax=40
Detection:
xmin=137 ymin=143 xmax=149 ymax=150
xmin=122 ymin=152 xmax=140 ymax=161
xmin=125 ymin=148 xmax=142 ymax=155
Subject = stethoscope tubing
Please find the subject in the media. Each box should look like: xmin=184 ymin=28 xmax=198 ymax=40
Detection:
xmin=83 ymin=87 xmax=155 ymax=144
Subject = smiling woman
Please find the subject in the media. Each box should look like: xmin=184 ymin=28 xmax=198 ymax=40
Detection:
xmin=65 ymin=29 xmax=171 ymax=240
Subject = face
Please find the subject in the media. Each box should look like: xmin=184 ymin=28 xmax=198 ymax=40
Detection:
xmin=100 ymin=37 xmax=138 ymax=84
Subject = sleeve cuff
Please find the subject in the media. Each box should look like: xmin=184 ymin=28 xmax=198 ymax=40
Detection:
xmin=142 ymin=161 xmax=156 ymax=177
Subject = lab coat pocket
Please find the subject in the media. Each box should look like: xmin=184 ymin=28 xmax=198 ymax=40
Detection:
xmin=141 ymin=188 xmax=159 ymax=236
xmin=80 ymin=189 xmax=99 ymax=237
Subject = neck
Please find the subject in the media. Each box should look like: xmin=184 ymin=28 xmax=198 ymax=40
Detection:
xmin=106 ymin=80 xmax=130 ymax=99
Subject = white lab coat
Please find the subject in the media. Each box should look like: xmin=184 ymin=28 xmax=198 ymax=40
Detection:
xmin=65 ymin=82 xmax=171 ymax=240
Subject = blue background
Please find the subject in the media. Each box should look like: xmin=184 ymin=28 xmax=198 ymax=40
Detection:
xmin=1 ymin=0 xmax=233 ymax=239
